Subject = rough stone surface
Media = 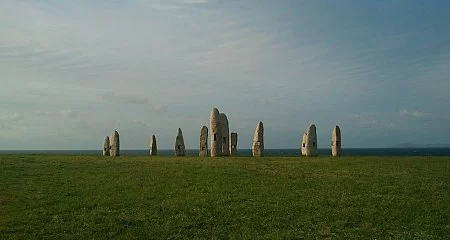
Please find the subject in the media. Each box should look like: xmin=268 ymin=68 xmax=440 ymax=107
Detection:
xmin=252 ymin=122 xmax=264 ymax=157
xmin=220 ymin=113 xmax=230 ymax=156
xmin=199 ymin=126 xmax=208 ymax=157
xmin=209 ymin=108 xmax=222 ymax=157
xmin=103 ymin=136 xmax=110 ymax=156
xmin=150 ymin=135 xmax=157 ymax=156
xmin=174 ymin=128 xmax=186 ymax=156
xmin=301 ymin=133 xmax=307 ymax=156
xmin=230 ymin=132 xmax=238 ymax=156
xmin=305 ymin=124 xmax=317 ymax=157
xmin=331 ymin=126 xmax=341 ymax=157
xmin=230 ymin=133 xmax=237 ymax=156
xmin=110 ymin=130 xmax=120 ymax=157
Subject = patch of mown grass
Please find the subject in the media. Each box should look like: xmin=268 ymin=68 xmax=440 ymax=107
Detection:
xmin=1 ymin=155 xmax=449 ymax=239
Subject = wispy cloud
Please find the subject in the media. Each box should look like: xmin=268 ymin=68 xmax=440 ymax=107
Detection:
xmin=33 ymin=109 xmax=79 ymax=118
xmin=60 ymin=109 xmax=78 ymax=118
xmin=1 ymin=0 xmax=449 ymax=149
xmin=0 ymin=112 xmax=25 ymax=122
xmin=101 ymin=93 xmax=149 ymax=105
xmin=0 ymin=112 xmax=27 ymax=132
xmin=351 ymin=113 xmax=380 ymax=126
xmin=183 ymin=0 xmax=208 ymax=4
xmin=399 ymin=109 xmax=426 ymax=118
xmin=151 ymin=104 xmax=168 ymax=113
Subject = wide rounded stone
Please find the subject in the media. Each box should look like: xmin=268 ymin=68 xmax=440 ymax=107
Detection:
xmin=331 ymin=126 xmax=341 ymax=157
xmin=110 ymin=130 xmax=120 ymax=157
xmin=305 ymin=124 xmax=317 ymax=157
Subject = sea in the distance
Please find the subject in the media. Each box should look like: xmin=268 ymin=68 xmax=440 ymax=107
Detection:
xmin=1 ymin=148 xmax=449 ymax=156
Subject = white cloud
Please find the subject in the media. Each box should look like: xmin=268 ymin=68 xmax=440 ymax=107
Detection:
xmin=33 ymin=110 xmax=57 ymax=117
xmin=151 ymin=104 xmax=168 ymax=112
xmin=33 ymin=109 xmax=79 ymax=118
xmin=0 ymin=112 xmax=27 ymax=133
xmin=0 ymin=112 xmax=24 ymax=122
xmin=183 ymin=0 xmax=208 ymax=4
xmin=60 ymin=109 xmax=78 ymax=118
xmin=399 ymin=109 xmax=426 ymax=118
xmin=351 ymin=113 xmax=379 ymax=125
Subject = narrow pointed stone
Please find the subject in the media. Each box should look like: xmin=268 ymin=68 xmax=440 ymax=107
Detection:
xmin=230 ymin=132 xmax=238 ymax=156
xmin=150 ymin=135 xmax=157 ymax=156
xmin=220 ymin=113 xmax=230 ymax=156
xmin=301 ymin=132 xmax=307 ymax=156
xmin=174 ymin=128 xmax=185 ymax=156
xmin=103 ymin=136 xmax=110 ymax=156
xmin=331 ymin=126 xmax=341 ymax=157
xmin=199 ymin=126 xmax=208 ymax=157
xmin=110 ymin=130 xmax=120 ymax=157
xmin=252 ymin=122 xmax=264 ymax=157
xmin=305 ymin=124 xmax=317 ymax=157
xmin=209 ymin=108 xmax=222 ymax=157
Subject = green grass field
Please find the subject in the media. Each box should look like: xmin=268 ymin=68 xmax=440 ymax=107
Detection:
xmin=1 ymin=155 xmax=449 ymax=239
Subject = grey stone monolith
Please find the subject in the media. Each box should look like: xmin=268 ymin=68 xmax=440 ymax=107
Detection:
xmin=252 ymin=122 xmax=264 ymax=157
xmin=174 ymin=128 xmax=185 ymax=156
xmin=210 ymin=108 xmax=222 ymax=157
xmin=331 ymin=126 xmax=341 ymax=157
xmin=220 ymin=113 xmax=230 ymax=156
xmin=305 ymin=124 xmax=317 ymax=157
xmin=103 ymin=136 xmax=110 ymax=156
xmin=110 ymin=130 xmax=120 ymax=157
xmin=301 ymin=132 xmax=307 ymax=156
xmin=230 ymin=132 xmax=238 ymax=156
xmin=199 ymin=126 xmax=208 ymax=157
xmin=150 ymin=135 xmax=157 ymax=156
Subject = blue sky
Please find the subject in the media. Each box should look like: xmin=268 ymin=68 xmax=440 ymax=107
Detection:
xmin=1 ymin=0 xmax=449 ymax=150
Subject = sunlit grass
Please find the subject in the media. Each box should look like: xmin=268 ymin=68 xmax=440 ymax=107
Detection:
xmin=1 ymin=155 xmax=449 ymax=239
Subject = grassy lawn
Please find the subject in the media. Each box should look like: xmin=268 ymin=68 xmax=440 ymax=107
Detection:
xmin=1 ymin=155 xmax=449 ymax=239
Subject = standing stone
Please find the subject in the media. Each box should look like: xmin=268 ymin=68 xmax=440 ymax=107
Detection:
xmin=150 ymin=135 xmax=157 ymax=156
xmin=331 ymin=126 xmax=341 ymax=157
xmin=103 ymin=136 xmax=110 ymax=156
xmin=210 ymin=108 xmax=222 ymax=157
xmin=220 ymin=113 xmax=230 ymax=156
xmin=199 ymin=126 xmax=208 ymax=157
xmin=230 ymin=132 xmax=238 ymax=156
xmin=110 ymin=130 xmax=120 ymax=157
xmin=301 ymin=132 xmax=307 ymax=156
xmin=252 ymin=122 xmax=264 ymax=157
xmin=174 ymin=128 xmax=186 ymax=156
xmin=305 ymin=124 xmax=317 ymax=157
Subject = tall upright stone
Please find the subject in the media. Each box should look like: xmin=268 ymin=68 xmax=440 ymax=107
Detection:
xmin=150 ymin=135 xmax=157 ymax=156
xmin=174 ymin=128 xmax=186 ymax=156
xmin=199 ymin=126 xmax=208 ymax=157
xmin=230 ymin=132 xmax=238 ymax=156
xmin=103 ymin=136 xmax=110 ymax=156
xmin=220 ymin=113 xmax=230 ymax=156
xmin=110 ymin=130 xmax=120 ymax=157
xmin=331 ymin=126 xmax=341 ymax=157
xmin=210 ymin=108 xmax=222 ymax=157
xmin=252 ymin=122 xmax=264 ymax=157
xmin=305 ymin=124 xmax=317 ymax=157
xmin=301 ymin=132 xmax=307 ymax=156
